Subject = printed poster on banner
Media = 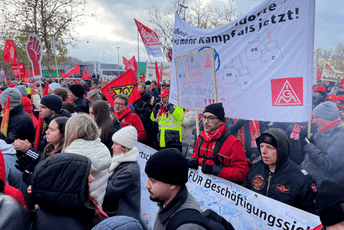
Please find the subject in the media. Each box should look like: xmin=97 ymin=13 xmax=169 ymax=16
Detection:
xmin=170 ymin=0 xmax=315 ymax=122
xmin=145 ymin=62 xmax=172 ymax=83
xmin=175 ymin=48 xmax=217 ymax=110
xmin=26 ymin=34 xmax=43 ymax=78
xmin=321 ymin=63 xmax=344 ymax=82
xmin=135 ymin=142 xmax=320 ymax=230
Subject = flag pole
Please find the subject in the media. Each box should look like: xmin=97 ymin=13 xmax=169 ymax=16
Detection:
xmin=137 ymin=31 xmax=140 ymax=82
xmin=54 ymin=54 xmax=59 ymax=84
xmin=315 ymin=49 xmax=318 ymax=85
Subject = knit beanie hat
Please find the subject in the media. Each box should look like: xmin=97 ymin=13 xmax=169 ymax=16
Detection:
xmin=14 ymin=85 xmax=28 ymax=97
xmin=49 ymin=83 xmax=61 ymax=91
xmin=145 ymin=148 xmax=188 ymax=185
xmin=0 ymin=88 xmax=22 ymax=107
xmin=256 ymin=133 xmax=277 ymax=149
xmin=112 ymin=126 xmax=137 ymax=149
xmin=313 ymin=101 xmax=340 ymax=120
xmin=40 ymin=95 xmax=63 ymax=113
xmin=69 ymin=84 xmax=85 ymax=98
xmin=318 ymin=179 xmax=344 ymax=227
xmin=87 ymin=89 xmax=100 ymax=100
xmin=92 ymin=216 xmax=143 ymax=230
xmin=203 ymin=102 xmax=225 ymax=121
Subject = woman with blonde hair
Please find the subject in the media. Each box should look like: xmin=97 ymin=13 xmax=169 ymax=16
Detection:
xmin=62 ymin=113 xmax=111 ymax=206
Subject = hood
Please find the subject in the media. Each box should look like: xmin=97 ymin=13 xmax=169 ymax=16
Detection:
xmin=91 ymin=216 xmax=143 ymax=230
xmin=21 ymin=96 xmax=34 ymax=115
xmin=256 ymin=128 xmax=290 ymax=172
xmin=31 ymin=153 xmax=92 ymax=215
xmin=59 ymin=109 xmax=72 ymax=118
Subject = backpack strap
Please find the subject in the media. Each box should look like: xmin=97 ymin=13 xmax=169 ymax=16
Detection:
xmin=166 ymin=209 xmax=225 ymax=230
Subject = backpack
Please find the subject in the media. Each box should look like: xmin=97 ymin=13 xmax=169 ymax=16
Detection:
xmin=166 ymin=208 xmax=235 ymax=230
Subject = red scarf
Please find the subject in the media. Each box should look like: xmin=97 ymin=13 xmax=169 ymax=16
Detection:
xmin=203 ymin=123 xmax=226 ymax=142
xmin=157 ymin=104 xmax=167 ymax=117
xmin=319 ymin=118 xmax=342 ymax=134
xmin=233 ymin=120 xmax=260 ymax=147
xmin=114 ymin=107 xmax=131 ymax=121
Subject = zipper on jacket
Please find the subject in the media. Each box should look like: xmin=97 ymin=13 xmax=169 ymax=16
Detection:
xmin=266 ymin=172 xmax=272 ymax=196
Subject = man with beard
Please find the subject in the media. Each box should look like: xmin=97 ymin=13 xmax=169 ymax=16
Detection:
xmin=187 ymin=103 xmax=249 ymax=182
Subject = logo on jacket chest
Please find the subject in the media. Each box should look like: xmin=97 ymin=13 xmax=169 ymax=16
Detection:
xmin=252 ymin=175 xmax=265 ymax=190
xmin=275 ymin=184 xmax=290 ymax=194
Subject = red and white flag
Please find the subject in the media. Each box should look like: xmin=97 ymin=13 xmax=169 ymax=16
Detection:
xmin=155 ymin=61 xmax=161 ymax=86
xmin=62 ymin=64 xmax=80 ymax=79
xmin=3 ymin=40 xmax=18 ymax=64
xmin=81 ymin=69 xmax=91 ymax=81
xmin=11 ymin=63 xmax=26 ymax=79
xmin=123 ymin=56 xmax=138 ymax=73
xmin=23 ymin=70 xmax=33 ymax=83
xmin=134 ymin=19 xmax=163 ymax=57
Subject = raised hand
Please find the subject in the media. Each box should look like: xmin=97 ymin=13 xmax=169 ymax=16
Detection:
xmin=26 ymin=34 xmax=42 ymax=77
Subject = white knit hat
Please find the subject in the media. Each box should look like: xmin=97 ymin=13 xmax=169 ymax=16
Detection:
xmin=112 ymin=126 xmax=137 ymax=149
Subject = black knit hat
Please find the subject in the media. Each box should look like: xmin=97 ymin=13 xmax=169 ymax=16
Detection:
xmin=318 ymin=179 xmax=344 ymax=227
xmin=203 ymin=102 xmax=225 ymax=121
xmin=145 ymin=148 xmax=188 ymax=185
xmin=69 ymin=84 xmax=85 ymax=98
xmin=41 ymin=95 xmax=63 ymax=113
xmin=257 ymin=133 xmax=277 ymax=149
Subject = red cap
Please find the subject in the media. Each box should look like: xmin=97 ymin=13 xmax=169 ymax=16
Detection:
xmin=325 ymin=81 xmax=329 ymax=84
xmin=326 ymin=94 xmax=337 ymax=102
xmin=159 ymin=89 xmax=169 ymax=98
xmin=337 ymin=95 xmax=344 ymax=101
xmin=313 ymin=85 xmax=326 ymax=92
xmin=8 ymin=84 xmax=15 ymax=88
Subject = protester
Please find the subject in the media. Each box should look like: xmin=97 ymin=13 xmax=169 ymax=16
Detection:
xmin=102 ymin=126 xmax=142 ymax=225
xmin=144 ymin=148 xmax=205 ymax=229
xmin=300 ymin=101 xmax=344 ymax=187
xmin=245 ymin=128 xmax=317 ymax=213
xmin=89 ymin=100 xmax=121 ymax=155
xmin=0 ymin=88 xmax=35 ymax=144
xmin=312 ymin=85 xmax=327 ymax=108
xmin=68 ymin=84 xmax=91 ymax=113
xmin=30 ymin=153 xmax=105 ymax=230
xmin=151 ymin=89 xmax=184 ymax=152
xmin=87 ymin=89 xmax=100 ymax=103
xmin=113 ymin=94 xmax=146 ymax=142
xmin=150 ymin=81 xmax=160 ymax=102
xmin=137 ymin=93 xmax=156 ymax=148
xmin=133 ymin=83 xmax=150 ymax=114
xmin=307 ymin=179 xmax=344 ymax=230
xmin=62 ymin=113 xmax=111 ymax=206
xmin=53 ymin=87 xmax=69 ymax=101
xmin=188 ymin=103 xmax=249 ymax=182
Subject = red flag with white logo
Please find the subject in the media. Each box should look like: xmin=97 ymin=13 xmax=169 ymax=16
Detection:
xmin=61 ymin=64 xmax=79 ymax=79
xmin=82 ymin=69 xmax=91 ymax=81
xmin=11 ymin=63 xmax=26 ymax=79
xmin=23 ymin=70 xmax=33 ymax=83
xmin=3 ymin=40 xmax=18 ymax=64
xmin=123 ymin=56 xmax=138 ymax=73
xmin=134 ymin=19 xmax=163 ymax=57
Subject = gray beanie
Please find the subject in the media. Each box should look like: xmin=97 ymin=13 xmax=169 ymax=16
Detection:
xmin=313 ymin=101 xmax=340 ymax=120
xmin=0 ymin=88 xmax=22 ymax=107
xmin=15 ymin=85 xmax=28 ymax=97
xmin=87 ymin=89 xmax=100 ymax=100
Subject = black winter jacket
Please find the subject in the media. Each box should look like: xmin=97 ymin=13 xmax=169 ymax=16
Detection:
xmin=105 ymin=116 xmax=121 ymax=156
xmin=0 ymin=104 xmax=35 ymax=144
xmin=74 ymin=97 xmax=91 ymax=113
xmin=245 ymin=128 xmax=317 ymax=214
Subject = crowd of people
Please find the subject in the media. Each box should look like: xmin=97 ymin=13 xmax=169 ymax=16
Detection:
xmin=0 ymin=76 xmax=343 ymax=230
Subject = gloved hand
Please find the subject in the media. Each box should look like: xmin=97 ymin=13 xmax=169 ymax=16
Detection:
xmin=201 ymin=164 xmax=223 ymax=176
xmin=187 ymin=158 xmax=199 ymax=169
xmin=15 ymin=155 xmax=36 ymax=175
xmin=152 ymin=103 xmax=161 ymax=118
xmin=166 ymin=103 xmax=175 ymax=113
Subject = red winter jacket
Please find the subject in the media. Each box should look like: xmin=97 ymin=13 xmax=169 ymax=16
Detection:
xmin=192 ymin=123 xmax=249 ymax=182
xmin=114 ymin=107 xmax=146 ymax=142
xmin=0 ymin=150 xmax=28 ymax=211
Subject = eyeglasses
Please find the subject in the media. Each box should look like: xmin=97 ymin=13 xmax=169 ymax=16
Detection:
xmin=114 ymin=102 xmax=125 ymax=106
xmin=202 ymin=115 xmax=218 ymax=121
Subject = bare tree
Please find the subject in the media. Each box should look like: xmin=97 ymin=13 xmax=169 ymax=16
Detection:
xmin=0 ymin=0 xmax=94 ymax=77
xmin=147 ymin=0 xmax=241 ymax=60
xmin=332 ymin=43 xmax=344 ymax=71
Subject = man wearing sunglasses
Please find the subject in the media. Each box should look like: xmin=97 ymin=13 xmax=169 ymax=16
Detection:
xmin=188 ymin=103 xmax=249 ymax=182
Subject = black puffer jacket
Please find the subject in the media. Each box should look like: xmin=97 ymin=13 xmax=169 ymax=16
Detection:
xmin=30 ymin=153 xmax=96 ymax=230
xmin=0 ymin=104 xmax=35 ymax=144
xmin=74 ymin=97 xmax=91 ymax=113
xmin=105 ymin=116 xmax=121 ymax=156
xmin=245 ymin=128 xmax=317 ymax=214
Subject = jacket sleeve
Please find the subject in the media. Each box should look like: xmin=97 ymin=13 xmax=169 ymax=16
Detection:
xmin=150 ymin=110 xmax=157 ymax=122
xmin=171 ymin=106 xmax=184 ymax=122
xmin=105 ymin=168 xmax=135 ymax=199
xmin=217 ymin=140 xmax=249 ymax=182
xmin=132 ymin=114 xmax=146 ymax=142
xmin=304 ymin=136 xmax=344 ymax=171
xmin=0 ymin=121 xmax=30 ymax=144
xmin=191 ymin=137 xmax=201 ymax=164
xmin=298 ymin=175 xmax=317 ymax=214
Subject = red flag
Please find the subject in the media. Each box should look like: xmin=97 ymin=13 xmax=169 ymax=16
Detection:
xmin=34 ymin=83 xmax=50 ymax=149
xmin=100 ymin=70 xmax=140 ymax=107
xmin=134 ymin=19 xmax=162 ymax=57
xmin=0 ymin=97 xmax=10 ymax=137
xmin=3 ymin=40 xmax=18 ymax=64
xmin=140 ymin=74 xmax=146 ymax=83
xmin=155 ymin=61 xmax=161 ymax=86
xmin=81 ymin=69 xmax=91 ymax=81
xmin=61 ymin=64 xmax=79 ymax=79
xmin=123 ymin=56 xmax=138 ymax=73
xmin=11 ymin=63 xmax=26 ymax=79
xmin=168 ymin=48 xmax=172 ymax=62
xmin=317 ymin=67 xmax=322 ymax=81
xmin=23 ymin=70 xmax=33 ymax=83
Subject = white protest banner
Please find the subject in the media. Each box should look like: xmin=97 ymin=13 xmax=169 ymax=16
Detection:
xmin=170 ymin=0 xmax=315 ymax=122
xmin=175 ymin=48 xmax=217 ymax=110
xmin=136 ymin=142 xmax=320 ymax=230
xmin=321 ymin=63 xmax=344 ymax=82
xmin=26 ymin=34 xmax=43 ymax=78
xmin=145 ymin=62 xmax=172 ymax=83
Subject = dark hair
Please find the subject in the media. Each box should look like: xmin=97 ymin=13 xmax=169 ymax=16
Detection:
xmin=43 ymin=116 xmax=69 ymax=158
xmin=114 ymin=94 xmax=128 ymax=106
xmin=91 ymin=100 xmax=114 ymax=143
xmin=62 ymin=101 xmax=76 ymax=114
xmin=53 ymin=88 xmax=69 ymax=101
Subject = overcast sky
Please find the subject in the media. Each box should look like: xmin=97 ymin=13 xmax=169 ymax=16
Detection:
xmin=67 ymin=0 xmax=344 ymax=65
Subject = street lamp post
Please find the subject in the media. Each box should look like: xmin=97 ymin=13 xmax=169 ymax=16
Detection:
xmin=116 ymin=47 xmax=120 ymax=77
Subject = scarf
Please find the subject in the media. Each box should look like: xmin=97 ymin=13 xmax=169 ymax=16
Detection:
xmin=233 ymin=120 xmax=260 ymax=147
xmin=157 ymin=104 xmax=167 ymax=117
xmin=319 ymin=118 xmax=342 ymax=134
xmin=109 ymin=147 xmax=139 ymax=176
xmin=114 ymin=107 xmax=131 ymax=122
xmin=203 ymin=123 xmax=226 ymax=141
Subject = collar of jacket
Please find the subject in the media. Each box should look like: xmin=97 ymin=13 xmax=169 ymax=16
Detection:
xmin=158 ymin=185 xmax=188 ymax=224
xmin=115 ymin=107 xmax=131 ymax=121
xmin=9 ymin=104 xmax=24 ymax=116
